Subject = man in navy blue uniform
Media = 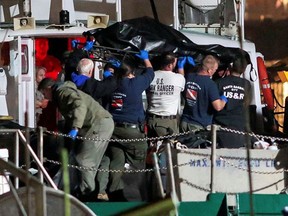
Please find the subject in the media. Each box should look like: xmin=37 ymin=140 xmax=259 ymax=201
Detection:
xmin=180 ymin=55 xmax=228 ymax=132
xmin=105 ymin=50 xmax=154 ymax=201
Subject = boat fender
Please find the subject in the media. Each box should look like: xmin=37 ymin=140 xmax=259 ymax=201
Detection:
xmin=257 ymin=56 xmax=274 ymax=110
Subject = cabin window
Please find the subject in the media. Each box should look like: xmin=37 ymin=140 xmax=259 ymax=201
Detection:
xmin=21 ymin=44 xmax=28 ymax=74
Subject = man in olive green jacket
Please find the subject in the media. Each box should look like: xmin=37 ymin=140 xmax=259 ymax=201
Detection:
xmin=38 ymin=78 xmax=114 ymax=200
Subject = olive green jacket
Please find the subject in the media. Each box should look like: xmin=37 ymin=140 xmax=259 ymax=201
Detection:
xmin=53 ymin=81 xmax=112 ymax=136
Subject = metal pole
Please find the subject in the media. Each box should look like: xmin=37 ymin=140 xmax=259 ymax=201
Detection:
xmin=37 ymin=127 xmax=44 ymax=183
xmin=149 ymin=0 xmax=159 ymax=22
xmin=152 ymin=153 xmax=165 ymax=198
xmin=18 ymin=131 xmax=58 ymax=190
xmin=210 ymin=124 xmax=218 ymax=193
xmin=166 ymin=143 xmax=176 ymax=198
xmin=0 ymin=159 xmax=47 ymax=216
xmin=166 ymin=143 xmax=178 ymax=216
xmin=173 ymin=0 xmax=179 ymax=30
xmin=240 ymin=0 xmax=245 ymax=41
xmin=15 ymin=131 xmax=19 ymax=188
xmin=3 ymin=173 xmax=27 ymax=216
xmin=116 ymin=0 xmax=122 ymax=22
xmin=25 ymin=127 xmax=31 ymax=216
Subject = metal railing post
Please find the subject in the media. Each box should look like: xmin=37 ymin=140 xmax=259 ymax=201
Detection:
xmin=18 ymin=131 xmax=58 ymax=190
xmin=15 ymin=131 xmax=19 ymax=188
xmin=210 ymin=124 xmax=218 ymax=193
xmin=166 ymin=143 xmax=176 ymax=196
xmin=166 ymin=143 xmax=178 ymax=216
xmin=37 ymin=127 xmax=44 ymax=183
xmin=152 ymin=152 xmax=165 ymax=198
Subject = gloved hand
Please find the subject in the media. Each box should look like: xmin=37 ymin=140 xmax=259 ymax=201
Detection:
xmin=187 ymin=56 xmax=196 ymax=66
xmin=220 ymin=95 xmax=228 ymax=103
xmin=177 ymin=56 xmax=187 ymax=69
xmin=135 ymin=50 xmax=149 ymax=60
xmin=83 ymin=41 xmax=94 ymax=51
xmin=71 ymin=40 xmax=79 ymax=48
xmin=68 ymin=129 xmax=78 ymax=140
xmin=109 ymin=58 xmax=121 ymax=68
xmin=103 ymin=70 xmax=113 ymax=78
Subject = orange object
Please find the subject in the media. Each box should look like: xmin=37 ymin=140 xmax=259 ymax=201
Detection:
xmin=257 ymin=56 xmax=274 ymax=110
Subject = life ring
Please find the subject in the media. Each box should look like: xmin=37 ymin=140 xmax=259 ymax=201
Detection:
xmin=257 ymin=56 xmax=274 ymax=110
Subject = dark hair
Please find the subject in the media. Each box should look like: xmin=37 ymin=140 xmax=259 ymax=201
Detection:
xmin=159 ymin=52 xmax=176 ymax=69
xmin=151 ymin=52 xmax=176 ymax=70
xmin=103 ymin=62 xmax=117 ymax=71
xmin=231 ymin=56 xmax=248 ymax=75
xmin=38 ymin=78 xmax=55 ymax=91
xmin=116 ymin=63 xmax=134 ymax=78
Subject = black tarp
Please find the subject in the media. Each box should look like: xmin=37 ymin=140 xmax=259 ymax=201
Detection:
xmin=84 ymin=16 xmax=251 ymax=70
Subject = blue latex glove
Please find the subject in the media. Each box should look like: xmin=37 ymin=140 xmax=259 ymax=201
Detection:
xmin=135 ymin=50 xmax=149 ymax=60
xmin=103 ymin=70 xmax=113 ymax=78
xmin=220 ymin=95 xmax=228 ymax=103
xmin=187 ymin=56 xmax=196 ymax=66
xmin=177 ymin=56 xmax=187 ymax=69
xmin=109 ymin=58 xmax=121 ymax=68
xmin=71 ymin=40 xmax=79 ymax=48
xmin=68 ymin=129 xmax=78 ymax=140
xmin=83 ymin=41 xmax=94 ymax=51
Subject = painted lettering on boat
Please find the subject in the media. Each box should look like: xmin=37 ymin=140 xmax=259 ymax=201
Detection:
xmin=188 ymin=159 xmax=275 ymax=168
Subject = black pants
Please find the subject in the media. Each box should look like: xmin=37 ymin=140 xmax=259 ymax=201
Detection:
xmin=217 ymin=131 xmax=247 ymax=148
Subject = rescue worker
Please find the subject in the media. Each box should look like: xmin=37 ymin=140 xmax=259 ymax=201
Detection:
xmin=38 ymin=78 xmax=114 ymax=201
xmin=71 ymin=58 xmax=119 ymax=106
xmin=145 ymin=52 xmax=187 ymax=200
xmin=103 ymin=50 xmax=154 ymax=201
xmin=213 ymin=53 xmax=252 ymax=148
xmin=180 ymin=54 xmax=228 ymax=132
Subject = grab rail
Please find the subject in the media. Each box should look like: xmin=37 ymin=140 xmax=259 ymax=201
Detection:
xmin=0 ymin=128 xmax=57 ymax=190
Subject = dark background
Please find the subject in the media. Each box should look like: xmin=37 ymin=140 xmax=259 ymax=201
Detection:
xmin=245 ymin=19 xmax=288 ymax=61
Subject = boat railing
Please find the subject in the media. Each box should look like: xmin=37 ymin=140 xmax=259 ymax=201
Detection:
xmin=0 ymin=128 xmax=57 ymax=190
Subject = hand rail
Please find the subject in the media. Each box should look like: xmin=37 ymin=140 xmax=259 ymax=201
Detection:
xmin=0 ymin=128 xmax=58 ymax=190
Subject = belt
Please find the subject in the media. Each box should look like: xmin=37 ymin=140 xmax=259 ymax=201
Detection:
xmin=115 ymin=122 xmax=138 ymax=129
xmin=148 ymin=113 xmax=177 ymax=119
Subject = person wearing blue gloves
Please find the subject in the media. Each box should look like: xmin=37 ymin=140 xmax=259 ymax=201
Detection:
xmin=101 ymin=49 xmax=154 ymax=201
xmin=146 ymin=52 xmax=186 ymax=141
xmin=71 ymin=39 xmax=94 ymax=51
xmin=38 ymin=77 xmax=114 ymax=201
xmin=177 ymin=55 xmax=195 ymax=75
xmin=145 ymin=52 xmax=185 ymax=200
xmin=180 ymin=54 xmax=228 ymax=132
xmin=64 ymin=39 xmax=96 ymax=82
xmin=213 ymin=54 xmax=251 ymax=148
xmin=71 ymin=58 xmax=119 ymax=108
